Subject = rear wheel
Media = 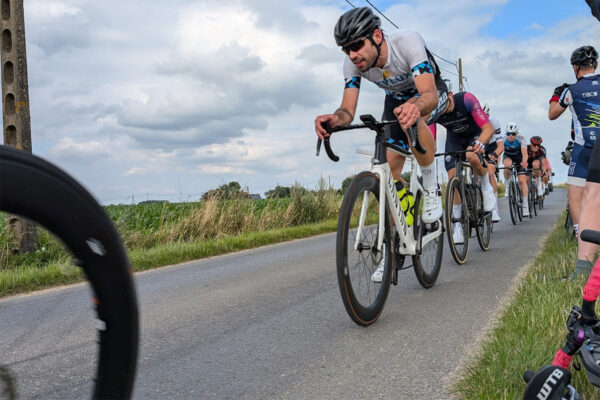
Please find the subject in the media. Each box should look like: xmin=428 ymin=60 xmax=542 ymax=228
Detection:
xmin=0 ymin=145 xmax=139 ymax=399
xmin=336 ymin=171 xmax=392 ymax=326
xmin=529 ymin=179 xmax=538 ymax=216
xmin=445 ymin=177 xmax=469 ymax=265
xmin=475 ymin=185 xmax=493 ymax=251
xmin=412 ymin=190 xmax=443 ymax=288
xmin=527 ymin=182 xmax=535 ymax=219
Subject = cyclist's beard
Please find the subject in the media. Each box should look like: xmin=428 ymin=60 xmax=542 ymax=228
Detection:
xmin=354 ymin=56 xmax=371 ymax=72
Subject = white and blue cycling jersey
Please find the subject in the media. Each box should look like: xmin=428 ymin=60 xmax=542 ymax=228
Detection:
xmin=502 ymin=133 xmax=527 ymax=160
xmin=342 ymin=30 xmax=438 ymax=101
xmin=559 ymin=73 xmax=600 ymax=148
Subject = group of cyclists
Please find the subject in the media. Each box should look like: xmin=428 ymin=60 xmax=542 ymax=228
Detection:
xmin=314 ymin=5 xmax=600 ymax=399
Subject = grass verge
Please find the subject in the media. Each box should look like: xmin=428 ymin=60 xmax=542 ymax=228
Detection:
xmin=0 ymin=218 xmax=338 ymax=298
xmin=451 ymin=215 xmax=600 ymax=399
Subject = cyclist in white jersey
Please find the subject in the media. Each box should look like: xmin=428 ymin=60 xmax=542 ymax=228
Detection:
xmin=314 ymin=7 xmax=449 ymax=224
xmin=482 ymin=104 xmax=504 ymax=222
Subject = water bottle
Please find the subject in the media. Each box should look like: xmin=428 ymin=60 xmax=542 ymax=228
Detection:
xmin=395 ymin=180 xmax=414 ymax=226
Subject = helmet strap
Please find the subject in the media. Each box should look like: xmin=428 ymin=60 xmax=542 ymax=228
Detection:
xmin=368 ymin=34 xmax=382 ymax=69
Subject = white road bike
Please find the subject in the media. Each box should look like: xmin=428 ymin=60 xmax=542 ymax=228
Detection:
xmin=317 ymin=114 xmax=444 ymax=326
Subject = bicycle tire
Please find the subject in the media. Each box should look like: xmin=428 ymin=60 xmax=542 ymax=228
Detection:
xmin=564 ymin=208 xmax=575 ymax=240
xmin=508 ymin=181 xmax=519 ymax=225
xmin=515 ymin=180 xmax=524 ymax=221
xmin=529 ymin=179 xmax=538 ymax=217
xmin=474 ymin=185 xmax=492 ymax=251
xmin=444 ymin=177 xmax=469 ymax=265
xmin=411 ymin=190 xmax=443 ymax=288
xmin=527 ymin=183 xmax=534 ymax=219
xmin=0 ymin=145 xmax=139 ymax=399
xmin=336 ymin=171 xmax=392 ymax=326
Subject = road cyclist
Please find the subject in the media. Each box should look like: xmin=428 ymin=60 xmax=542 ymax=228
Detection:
xmin=501 ymin=122 xmax=531 ymax=217
xmin=314 ymin=7 xmax=449 ymax=226
xmin=430 ymin=90 xmax=495 ymax=248
xmin=549 ymin=45 xmax=600 ymax=276
xmin=526 ymin=136 xmax=548 ymax=200
xmin=316 ymin=115 xmax=444 ymax=326
xmin=482 ymin=103 xmax=505 ymax=222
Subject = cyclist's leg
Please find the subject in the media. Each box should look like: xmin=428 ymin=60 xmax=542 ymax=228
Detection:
xmin=575 ymin=142 xmax=600 ymax=274
xmin=517 ymin=167 xmax=530 ymax=216
xmin=568 ymin=143 xmax=590 ymax=232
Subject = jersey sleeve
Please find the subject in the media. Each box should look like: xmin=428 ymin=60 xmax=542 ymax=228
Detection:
xmin=518 ymin=134 xmax=528 ymax=147
xmin=463 ymin=92 xmax=490 ymax=127
xmin=342 ymin=58 xmax=362 ymax=89
xmin=394 ymin=31 xmax=433 ymax=78
xmin=559 ymin=87 xmax=573 ymax=108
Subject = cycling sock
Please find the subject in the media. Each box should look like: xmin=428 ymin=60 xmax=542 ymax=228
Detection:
xmin=420 ymin=162 xmax=437 ymax=191
xmin=452 ymin=204 xmax=461 ymax=219
xmin=583 ymin=258 xmax=600 ymax=301
xmin=574 ymin=259 xmax=593 ymax=276
xmin=481 ymin=172 xmax=492 ymax=191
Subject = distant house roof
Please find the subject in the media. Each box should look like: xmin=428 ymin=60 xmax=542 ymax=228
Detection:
xmin=249 ymin=194 xmax=262 ymax=200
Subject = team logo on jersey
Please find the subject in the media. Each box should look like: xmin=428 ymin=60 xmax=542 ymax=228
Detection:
xmin=383 ymin=70 xmax=390 ymax=80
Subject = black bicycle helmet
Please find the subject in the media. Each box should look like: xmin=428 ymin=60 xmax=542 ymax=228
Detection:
xmin=334 ymin=7 xmax=381 ymax=46
xmin=531 ymin=136 xmax=543 ymax=145
xmin=570 ymin=45 xmax=598 ymax=66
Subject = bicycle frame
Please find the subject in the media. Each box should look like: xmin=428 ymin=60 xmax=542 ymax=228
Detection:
xmin=355 ymin=150 xmax=441 ymax=256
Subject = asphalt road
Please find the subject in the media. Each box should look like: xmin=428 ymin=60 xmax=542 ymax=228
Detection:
xmin=0 ymin=189 xmax=567 ymax=399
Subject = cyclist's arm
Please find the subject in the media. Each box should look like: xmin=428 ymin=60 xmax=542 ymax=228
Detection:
xmin=315 ymin=86 xmax=359 ymax=139
xmin=413 ymin=73 xmax=439 ymax=116
xmin=548 ymin=102 xmax=567 ymax=120
xmin=495 ymin=140 xmax=504 ymax=158
xmin=549 ymin=88 xmax=572 ymax=120
xmin=521 ymin=145 xmax=528 ymax=164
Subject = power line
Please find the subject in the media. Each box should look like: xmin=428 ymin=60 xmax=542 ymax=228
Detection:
xmin=365 ymin=0 xmax=398 ymax=29
xmin=439 ymin=67 xmax=459 ymax=77
xmin=345 ymin=0 xmax=356 ymax=8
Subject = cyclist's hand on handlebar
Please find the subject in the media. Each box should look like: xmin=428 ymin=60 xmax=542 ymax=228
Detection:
xmin=393 ymin=103 xmax=420 ymax=131
xmin=472 ymin=140 xmax=485 ymax=154
xmin=521 ymin=160 xmax=528 ymax=169
xmin=315 ymin=114 xmax=339 ymax=140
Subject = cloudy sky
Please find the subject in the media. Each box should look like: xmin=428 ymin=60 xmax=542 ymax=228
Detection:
xmin=12 ymin=0 xmax=600 ymax=204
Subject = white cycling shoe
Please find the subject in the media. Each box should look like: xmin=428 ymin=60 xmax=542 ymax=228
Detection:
xmin=492 ymin=209 xmax=501 ymax=222
xmin=482 ymin=188 xmax=496 ymax=212
xmin=522 ymin=206 xmax=530 ymax=217
xmin=371 ymin=260 xmax=385 ymax=283
xmin=423 ymin=187 xmax=442 ymax=223
xmin=452 ymin=222 xmax=465 ymax=244
xmin=537 ymin=185 xmax=544 ymax=196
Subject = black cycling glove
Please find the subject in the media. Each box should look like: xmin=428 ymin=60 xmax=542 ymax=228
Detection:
xmin=553 ymin=83 xmax=569 ymax=98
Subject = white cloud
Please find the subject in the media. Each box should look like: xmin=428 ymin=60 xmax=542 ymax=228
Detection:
xmin=9 ymin=0 xmax=599 ymax=203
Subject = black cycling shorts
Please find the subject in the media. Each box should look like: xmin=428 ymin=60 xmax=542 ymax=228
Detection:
xmin=443 ymin=134 xmax=476 ymax=171
xmin=382 ymin=78 xmax=449 ymax=152
xmin=503 ymin=153 xmax=527 ymax=174
xmin=587 ymin=139 xmax=600 ymax=184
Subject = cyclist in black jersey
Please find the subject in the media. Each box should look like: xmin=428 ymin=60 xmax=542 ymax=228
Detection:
xmin=433 ymin=90 xmax=495 ymax=243
xmin=314 ymin=7 xmax=449 ymax=224
xmin=526 ymin=136 xmax=548 ymax=197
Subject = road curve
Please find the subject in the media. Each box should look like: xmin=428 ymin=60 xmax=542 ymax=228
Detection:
xmin=0 ymin=189 xmax=567 ymax=399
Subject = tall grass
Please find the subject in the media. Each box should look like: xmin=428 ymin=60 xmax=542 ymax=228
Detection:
xmin=0 ymin=184 xmax=343 ymax=296
xmin=451 ymin=218 xmax=600 ymax=399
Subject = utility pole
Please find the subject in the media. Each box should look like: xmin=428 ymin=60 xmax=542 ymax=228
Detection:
xmin=1 ymin=0 xmax=37 ymax=253
xmin=458 ymin=58 xmax=464 ymax=92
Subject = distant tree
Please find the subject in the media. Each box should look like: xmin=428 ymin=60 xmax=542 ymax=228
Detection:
xmin=202 ymin=181 xmax=249 ymax=200
xmin=265 ymin=185 xmax=291 ymax=198
xmin=339 ymin=176 xmax=354 ymax=194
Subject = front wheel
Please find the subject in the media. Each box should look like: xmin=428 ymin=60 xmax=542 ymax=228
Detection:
xmin=508 ymin=181 xmax=519 ymax=225
xmin=475 ymin=185 xmax=493 ymax=251
xmin=445 ymin=177 xmax=469 ymax=265
xmin=336 ymin=171 xmax=392 ymax=326
xmin=412 ymin=190 xmax=443 ymax=288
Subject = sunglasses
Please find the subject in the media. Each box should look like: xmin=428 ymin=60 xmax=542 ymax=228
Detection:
xmin=506 ymin=132 xmax=517 ymax=136
xmin=341 ymin=36 xmax=369 ymax=55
